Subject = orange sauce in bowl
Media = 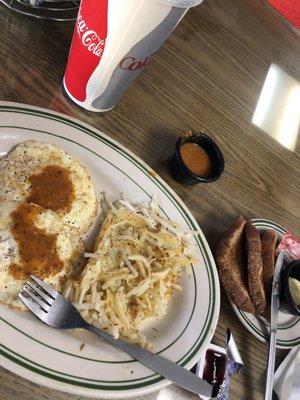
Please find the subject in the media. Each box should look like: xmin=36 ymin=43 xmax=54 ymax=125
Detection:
xmin=180 ymin=142 xmax=212 ymax=178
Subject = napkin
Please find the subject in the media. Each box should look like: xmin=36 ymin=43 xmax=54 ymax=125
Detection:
xmin=274 ymin=346 xmax=300 ymax=400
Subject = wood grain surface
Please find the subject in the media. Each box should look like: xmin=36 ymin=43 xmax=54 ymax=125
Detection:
xmin=0 ymin=0 xmax=299 ymax=399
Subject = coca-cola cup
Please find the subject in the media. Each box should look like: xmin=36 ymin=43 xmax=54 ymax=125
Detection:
xmin=63 ymin=0 xmax=204 ymax=112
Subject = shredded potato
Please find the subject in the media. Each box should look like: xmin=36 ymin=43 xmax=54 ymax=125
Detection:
xmin=65 ymin=196 xmax=197 ymax=348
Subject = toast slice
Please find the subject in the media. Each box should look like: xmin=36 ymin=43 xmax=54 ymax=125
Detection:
xmin=261 ymin=229 xmax=277 ymax=305
xmin=216 ymin=215 xmax=255 ymax=313
xmin=245 ymin=222 xmax=267 ymax=315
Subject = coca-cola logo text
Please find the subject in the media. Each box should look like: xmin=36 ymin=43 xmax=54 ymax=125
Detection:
xmin=77 ymin=11 xmax=105 ymax=58
xmin=119 ymin=56 xmax=151 ymax=72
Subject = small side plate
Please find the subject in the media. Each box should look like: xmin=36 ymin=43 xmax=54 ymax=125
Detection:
xmin=229 ymin=219 xmax=300 ymax=349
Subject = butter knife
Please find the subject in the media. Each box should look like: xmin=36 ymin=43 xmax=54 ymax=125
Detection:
xmin=264 ymin=251 xmax=284 ymax=400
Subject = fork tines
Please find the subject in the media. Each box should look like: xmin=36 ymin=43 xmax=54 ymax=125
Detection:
xmin=19 ymin=275 xmax=57 ymax=315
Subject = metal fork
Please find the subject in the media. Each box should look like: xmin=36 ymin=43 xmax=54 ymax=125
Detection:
xmin=19 ymin=275 xmax=213 ymax=397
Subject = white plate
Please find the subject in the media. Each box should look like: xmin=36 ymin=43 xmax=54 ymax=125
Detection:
xmin=230 ymin=219 xmax=300 ymax=349
xmin=0 ymin=102 xmax=220 ymax=398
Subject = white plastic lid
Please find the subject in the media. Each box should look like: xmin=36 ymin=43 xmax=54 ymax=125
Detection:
xmin=157 ymin=0 xmax=204 ymax=8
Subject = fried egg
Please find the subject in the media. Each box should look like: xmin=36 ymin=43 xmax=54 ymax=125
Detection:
xmin=0 ymin=140 xmax=98 ymax=234
xmin=0 ymin=200 xmax=85 ymax=309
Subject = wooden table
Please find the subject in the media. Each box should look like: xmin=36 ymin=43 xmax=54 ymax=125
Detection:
xmin=0 ymin=0 xmax=299 ymax=399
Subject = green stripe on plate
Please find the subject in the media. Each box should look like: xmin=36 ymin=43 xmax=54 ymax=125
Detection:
xmin=0 ymin=125 xmax=199 ymax=367
xmin=1 ymin=345 xmax=163 ymax=389
xmin=234 ymin=220 xmax=300 ymax=348
xmin=0 ymin=104 xmax=218 ymax=390
xmin=236 ymin=309 xmax=300 ymax=347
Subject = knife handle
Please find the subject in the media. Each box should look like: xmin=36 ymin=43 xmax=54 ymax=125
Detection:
xmin=264 ymin=251 xmax=284 ymax=400
xmin=264 ymin=328 xmax=277 ymax=400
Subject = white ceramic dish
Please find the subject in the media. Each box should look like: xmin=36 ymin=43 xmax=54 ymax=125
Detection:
xmin=230 ymin=218 xmax=300 ymax=349
xmin=0 ymin=102 xmax=220 ymax=398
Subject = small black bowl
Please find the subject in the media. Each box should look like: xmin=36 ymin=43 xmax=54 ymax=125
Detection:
xmin=170 ymin=132 xmax=225 ymax=185
xmin=280 ymin=259 xmax=300 ymax=316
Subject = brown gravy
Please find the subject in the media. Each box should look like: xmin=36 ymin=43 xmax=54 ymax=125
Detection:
xmin=180 ymin=142 xmax=212 ymax=178
xmin=10 ymin=203 xmax=63 ymax=279
xmin=27 ymin=165 xmax=74 ymax=212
